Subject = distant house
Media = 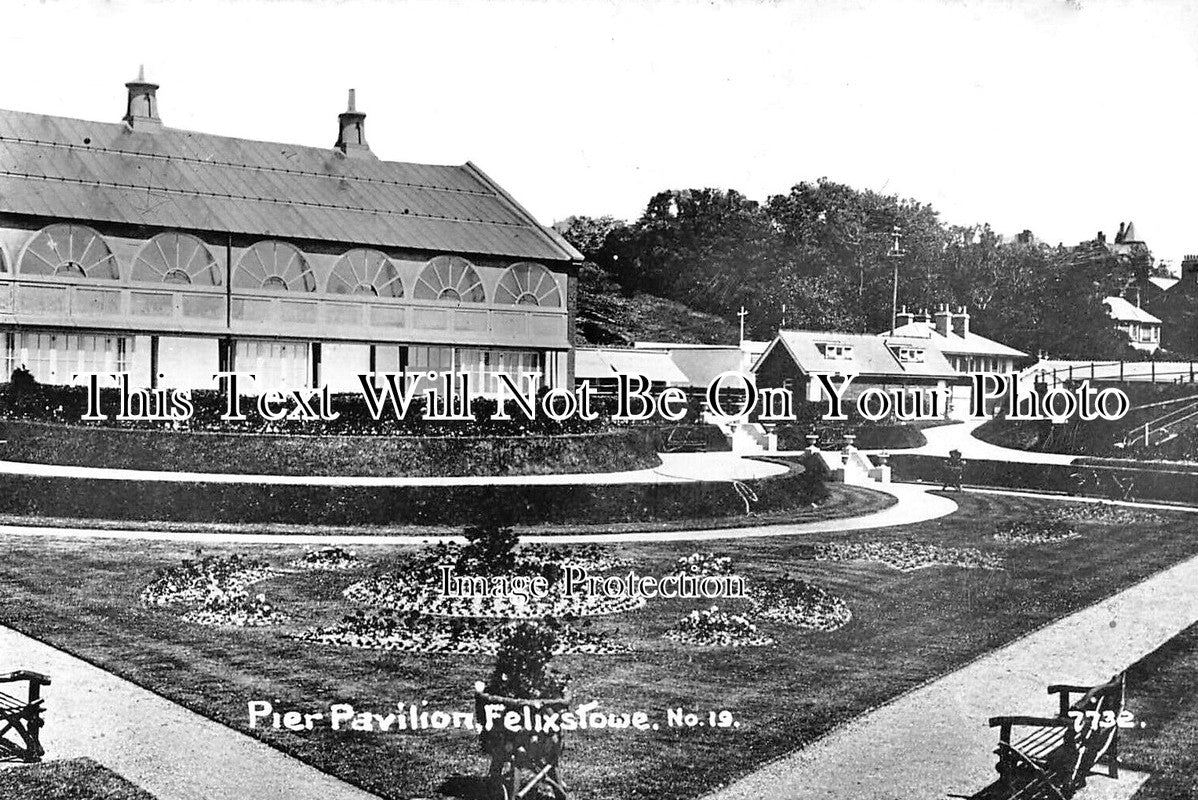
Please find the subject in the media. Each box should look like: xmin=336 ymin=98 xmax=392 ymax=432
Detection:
xmin=1103 ymin=296 xmax=1161 ymax=353
xmin=882 ymin=305 xmax=1026 ymax=374
xmin=1143 ymin=254 xmax=1198 ymax=355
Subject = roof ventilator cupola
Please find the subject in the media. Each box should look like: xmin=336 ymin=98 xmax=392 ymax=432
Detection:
xmin=123 ymin=65 xmax=162 ymax=131
xmin=335 ymin=89 xmax=373 ymax=158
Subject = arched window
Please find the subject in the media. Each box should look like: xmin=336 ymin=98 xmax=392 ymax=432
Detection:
xmin=132 ymin=232 xmax=221 ymax=286
xmin=496 ymin=262 xmax=562 ymax=307
xmin=413 ymin=255 xmax=485 ymax=303
xmin=20 ymin=224 xmax=119 ymax=280
xmin=233 ymin=241 xmax=315 ymax=292
xmin=328 ymin=249 xmax=403 ymax=298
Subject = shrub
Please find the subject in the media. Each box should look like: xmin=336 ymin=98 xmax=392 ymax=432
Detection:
xmin=485 ymin=621 xmax=569 ymax=700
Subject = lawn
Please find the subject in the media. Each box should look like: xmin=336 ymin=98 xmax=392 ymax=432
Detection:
xmin=0 ymin=493 xmax=1195 ymax=800
xmin=0 ymin=757 xmax=155 ymax=800
xmin=1124 ymin=621 xmax=1198 ymax=799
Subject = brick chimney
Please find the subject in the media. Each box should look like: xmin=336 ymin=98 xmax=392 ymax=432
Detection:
xmin=954 ymin=306 xmax=970 ymax=337
xmin=123 ymin=65 xmax=162 ymax=131
xmin=335 ymin=89 xmax=372 ymax=157
xmin=895 ymin=305 xmax=915 ymax=328
xmin=933 ymin=304 xmax=951 ymax=337
xmin=1183 ymin=254 xmax=1198 ymax=280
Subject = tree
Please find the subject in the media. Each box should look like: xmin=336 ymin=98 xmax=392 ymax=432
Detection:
xmin=554 ymin=215 xmax=627 ymax=263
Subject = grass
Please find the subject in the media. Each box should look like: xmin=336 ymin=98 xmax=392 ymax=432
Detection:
xmin=0 ymin=483 xmax=893 ymax=538
xmin=1123 ymin=622 xmax=1198 ymax=799
xmin=0 ymin=493 xmax=1195 ymax=800
xmin=0 ymin=757 xmax=155 ymax=799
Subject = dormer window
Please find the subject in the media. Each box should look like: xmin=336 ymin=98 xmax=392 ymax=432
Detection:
xmin=819 ymin=343 xmax=854 ymax=360
xmin=894 ymin=346 xmax=925 ymax=363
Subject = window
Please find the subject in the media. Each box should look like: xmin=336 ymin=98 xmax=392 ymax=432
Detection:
xmin=132 ymin=232 xmax=221 ymax=286
xmin=495 ymin=263 xmax=561 ymax=307
xmin=5 ymin=331 xmax=130 ymax=384
xmin=20 ymin=224 xmax=119 ymax=280
xmin=819 ymin=343 xmax=854 ymax=360
xmin=233 ymin=340 xmax=310 ymax=391
xmin=328 ymin=249 xmax=403 ymax=298
xmin=233 ymin=241 xmax=316 ymax=292
xmin=894 ymin=346 xmax=925 ymax=363
xmin=413 ymin=256 xmax=485 ymax=303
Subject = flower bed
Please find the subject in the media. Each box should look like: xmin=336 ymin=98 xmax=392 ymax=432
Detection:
xmin=517 ymin=544 xmax=626 ymax=574
xmin=1049 ymin=504 xmax=1163 ymax=526
xmin=993 ymin=518 xmax=1080 ymax=545
xmin=663 ymin=606 xmax=774 ymax=648
xmin=749 ymin=577 xmax=852 ymax=632
xmin=181 ymin=588 xmax=284 ymax=627
xmin=140 ymin=553 xmax=276 ymax=606
xmin=295 ymin=611 xmax=627 ymax=655
xmin=343 ymin=573 xmax=645 ymax=619
xmin=673 ymin=552 xmax=733 ymax=577
xmin=812 ymin=541 xmax=1003 ymax=572
xmin=288 ymin=546 xmax=362 ymax=571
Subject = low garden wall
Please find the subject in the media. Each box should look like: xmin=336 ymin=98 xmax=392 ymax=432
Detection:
xmin=0 ymin=455 xmax=828 ymax=527
xmin=0 ymin=419 xmax=662 ymax=478
xmin=890 ymin=454 xmax=1198 ymax=503
xmin=776 ymin=422 xmax=928 ymax=451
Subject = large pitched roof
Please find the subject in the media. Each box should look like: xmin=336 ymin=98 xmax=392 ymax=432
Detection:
xmin=1104 ymin=296 xmax=1161 ymax=324
xmin=758 ymin=330 xmax=959 ymax=379
xmin=0 ymin=108 xmax=582 ymax=262
xmin=575 ymin=347 xmax=690 ymax=386
xmin=884 ymin=320 xmax=1027 ymax=358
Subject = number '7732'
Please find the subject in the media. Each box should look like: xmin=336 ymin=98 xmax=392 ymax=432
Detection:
xmin=1067 ymin=709 xmax=1135 ymax=731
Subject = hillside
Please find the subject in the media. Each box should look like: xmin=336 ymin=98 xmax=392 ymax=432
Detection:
xmin=575 ymin=262 xmax=740 ymax=345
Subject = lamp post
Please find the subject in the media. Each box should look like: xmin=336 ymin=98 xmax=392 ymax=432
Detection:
xmin=888 ymin=225 xmax=905 ymax=334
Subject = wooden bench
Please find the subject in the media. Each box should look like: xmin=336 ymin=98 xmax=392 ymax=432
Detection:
xmin=0 ymin=670 xmax=51 ymax=763
xmin=986 ymin=673 xmax=1125 ymax=799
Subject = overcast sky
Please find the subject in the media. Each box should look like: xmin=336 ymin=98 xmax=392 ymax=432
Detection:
xmin=6 ymin=0 xmax=1197 ymax=267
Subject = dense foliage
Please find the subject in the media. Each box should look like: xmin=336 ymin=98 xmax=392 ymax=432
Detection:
xmin=485 ymin=621 xmax=570 ymax=700
xmin=560 ymin=179 xmax=1153 ymax=358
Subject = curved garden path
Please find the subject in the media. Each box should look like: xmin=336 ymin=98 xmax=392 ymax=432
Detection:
xmin=872 ymin=419 xmax=1079 ymax=465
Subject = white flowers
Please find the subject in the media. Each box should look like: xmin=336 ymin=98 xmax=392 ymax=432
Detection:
xmin=674 ymin=553 xmax=732 ymax=577
xmin=813 ymin=541 xmax=1003 ymax=572
xmin=664 ymin=606 xmax=774 ymax=648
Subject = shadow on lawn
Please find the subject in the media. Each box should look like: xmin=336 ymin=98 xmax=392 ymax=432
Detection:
xmin=437 ymin=774 xmax=492 ymax=799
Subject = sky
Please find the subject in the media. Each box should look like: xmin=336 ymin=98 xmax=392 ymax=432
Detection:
xmin=5 ymin=0 xmax=1198 ymax=268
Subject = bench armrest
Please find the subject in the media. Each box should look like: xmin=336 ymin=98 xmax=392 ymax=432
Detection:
xmin=0 ymin=671 xmax=52 ymax=686
xmin=988 ymin=715 xmax=1066 ymax=728
xmin=1049 ymin=677 xmax=1122 ymax=696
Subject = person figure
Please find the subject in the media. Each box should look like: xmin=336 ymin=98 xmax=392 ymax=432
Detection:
xmin=942 ymin=448 xmax=965 ymax=492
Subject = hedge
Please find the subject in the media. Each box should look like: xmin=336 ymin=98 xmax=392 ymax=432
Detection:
xmin=0 ymin=419 xmax=662 ymax=478
xmin=0 ymin=455 xmax=829 ymax=527
xmin=889 ymin=454 xmax=1198 ymax=503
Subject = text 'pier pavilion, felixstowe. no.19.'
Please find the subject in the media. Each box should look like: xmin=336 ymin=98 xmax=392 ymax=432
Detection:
xmin=0 ymin=73 xmax=583 ymax=395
